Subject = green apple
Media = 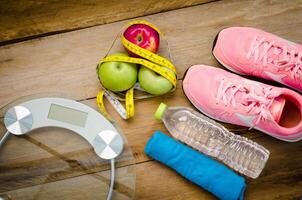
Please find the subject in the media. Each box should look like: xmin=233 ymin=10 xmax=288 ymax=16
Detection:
xmin=138 ymin=66 xmax=173 ymax=95
xmin=98 ymin=52 xmax=138 ymax=92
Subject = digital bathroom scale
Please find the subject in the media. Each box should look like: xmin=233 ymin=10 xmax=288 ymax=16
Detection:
xmin=0 ymin=96 xmax=136 ymax=200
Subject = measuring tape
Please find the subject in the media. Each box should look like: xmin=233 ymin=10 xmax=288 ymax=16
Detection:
xmin=96 ymin=20 xmax=177 ymax=120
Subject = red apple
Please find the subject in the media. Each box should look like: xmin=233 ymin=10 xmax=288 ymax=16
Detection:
xmin=123 ymin=23 xmax=160 ymax=57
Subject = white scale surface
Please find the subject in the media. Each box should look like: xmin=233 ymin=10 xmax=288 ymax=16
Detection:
xmin=0 ymin=97 xmax=134 ymax=200
xmin=3 ymin=97 xmax=123 ymax=160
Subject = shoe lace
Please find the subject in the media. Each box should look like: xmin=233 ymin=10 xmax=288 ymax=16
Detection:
xmin=246 ymin=36 xmax=302 ymax=81
xmin=215 ymin=79 xmax=277 ymax=128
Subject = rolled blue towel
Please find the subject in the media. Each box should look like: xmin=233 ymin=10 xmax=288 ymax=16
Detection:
xmin=145 ymin=131 xmax=246 ymax=200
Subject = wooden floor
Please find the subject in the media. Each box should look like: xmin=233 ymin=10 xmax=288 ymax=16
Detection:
xmin=0 ymin=0 xmax=302 ymax=199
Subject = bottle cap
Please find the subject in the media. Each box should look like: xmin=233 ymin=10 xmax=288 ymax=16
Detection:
xmin=154 ymin=103 xmax=167 ymax=120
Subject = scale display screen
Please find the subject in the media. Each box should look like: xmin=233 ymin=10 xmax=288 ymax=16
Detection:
xmin=48 ymin=104 xmax=88 ymax=127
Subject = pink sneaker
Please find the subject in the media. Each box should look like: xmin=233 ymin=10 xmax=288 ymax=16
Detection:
xmin=183 ymin=65 xmax=302 ymax=142
xmin=213 ymin=27 xmax=302 ymax=92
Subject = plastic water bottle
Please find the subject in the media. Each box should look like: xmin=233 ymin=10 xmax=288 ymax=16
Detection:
xmin=155 ymin=103 xmax=270 ymax=179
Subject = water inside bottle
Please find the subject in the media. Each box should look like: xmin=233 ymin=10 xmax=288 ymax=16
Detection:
xmin=160 ymin=106 xmax=269 ymax=179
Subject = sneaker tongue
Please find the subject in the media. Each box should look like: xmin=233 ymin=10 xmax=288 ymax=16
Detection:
xmin=269 ymin=96 xmax=286 ymax=123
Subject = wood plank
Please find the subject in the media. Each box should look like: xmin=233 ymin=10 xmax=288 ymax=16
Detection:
xmin=1 ymin=0 xmax=302 ymax=106
xmin=1 ymin=0 xmax=302 ymax=199
xmin=0 ymin=83 xmax=266 ymax=193
xmin=0 ymin=0 xmax=215 ymax=44
xmin=0 ymin=84 xmax=189 ymax=192
xmin=136 ymin=137 xmax=302 ymax=200
xmin=2 ymin=136 xmax=302 ymax=200
xmin=1 ymin=164 xmax=136 ymax=200
xmin=0 ymin=82 xmax=268 ymax=192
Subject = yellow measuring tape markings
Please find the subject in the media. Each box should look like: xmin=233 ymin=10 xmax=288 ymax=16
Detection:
xmin=102 ymin=56 xmax=177 ymax=87
xmin=125 ymin=87 xmax=135 ymax=118
xmin=97 ymin=20 xmax=177 ymax=120
xmin=96 ymin=90 xmax=113 ymax=122
xmin=121 ymin=37 xmax=176 ymax=73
